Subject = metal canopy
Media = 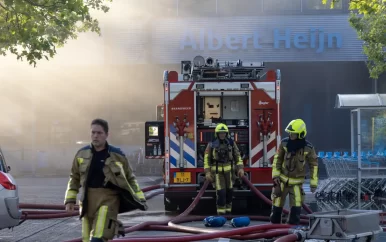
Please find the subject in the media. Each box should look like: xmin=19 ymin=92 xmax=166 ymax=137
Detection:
xmin=335 ymin=94 xmax=386 ymax=109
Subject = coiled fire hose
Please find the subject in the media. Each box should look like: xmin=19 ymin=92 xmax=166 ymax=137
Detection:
xmin=18 ymin=179 xmax=386 ymax=242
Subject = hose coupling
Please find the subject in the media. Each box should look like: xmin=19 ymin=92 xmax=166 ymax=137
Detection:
xmin=288 ymin=228 xmax=307 ymax=242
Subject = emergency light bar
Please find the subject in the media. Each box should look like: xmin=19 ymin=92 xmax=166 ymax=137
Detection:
xmin=181 ymin=56 xmax=265 ymax=81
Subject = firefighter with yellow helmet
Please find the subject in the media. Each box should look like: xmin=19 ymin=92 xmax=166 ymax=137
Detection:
xmin=204 ymin=123 xmax=244 ymax=215
xmin=270 ymin=119 xmax=318 ymax=225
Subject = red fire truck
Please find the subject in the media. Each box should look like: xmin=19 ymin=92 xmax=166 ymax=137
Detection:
xmin=145 ymin=56 xmax=281 ymax=214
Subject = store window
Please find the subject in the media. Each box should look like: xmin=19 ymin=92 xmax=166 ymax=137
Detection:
xmin=263 ymin=0 xmax=301 ymax=13
xmin=149 ymin=0 xmax=177 ymax=17
xmin=305 ymin=0 xmax=343 ymax=10
xmin=118 ymin=0 xmax=178 ymax=18
xmin=177 ymin=0 xmax=217 ymax=17
xmin=217 ymin=0 xmax=263 ymax=16
xmin=120 ymin=0 xmax=152 ymax=18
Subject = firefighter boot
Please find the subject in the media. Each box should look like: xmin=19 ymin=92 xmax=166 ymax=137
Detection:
xmin=225 ymin=203 xmax=232 ymax=214
xmin=269 ymin=206 xmax=283 ymax=224
xmin=287 ymin=206 xmax=302 ymax=225
xmin=90 ymin=238 xmax=104 ymax=242
xmin=225 ymin=188 xmax=233 ymax=214
xmin=216 ymin=189 xmax=227 ymax=215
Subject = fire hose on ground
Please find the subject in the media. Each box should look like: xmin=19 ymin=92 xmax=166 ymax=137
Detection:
xmin=17 ymin=178 xmax=386 ymax=242
xmin=18 ymin=185 xmax=163 ymax=222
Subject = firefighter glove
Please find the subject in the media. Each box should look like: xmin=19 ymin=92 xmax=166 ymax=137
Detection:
xmin=238 ymin=169 xmax=245 ymax=178
xmin=273 ymin=177 xmax=280 ymax=186
xmin=205 ymin=172 xmax=214 ymax=183
xmin=65 ymin=203 xmax=75 ymax=213
xmin=115 ymin=219 xmax=125 ymax=238
xmin=273 ymin=184 xmax=282 ymax=197
xmin=311 ymin=187 xmax=317 ymax=193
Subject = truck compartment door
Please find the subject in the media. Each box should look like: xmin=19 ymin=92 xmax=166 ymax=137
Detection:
xmin=222 ymin=96 xmax=248 ymax=120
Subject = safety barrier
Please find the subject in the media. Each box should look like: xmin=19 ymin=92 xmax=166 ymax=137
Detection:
xmin=316 ymin=151 xmax=386 ymax=211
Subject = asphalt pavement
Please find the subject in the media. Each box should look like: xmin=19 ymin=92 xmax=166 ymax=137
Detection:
xmin=0 ymin=176 xmax=166 ymax=242
xmin=0 ymin=176 xmax=384 ymax=242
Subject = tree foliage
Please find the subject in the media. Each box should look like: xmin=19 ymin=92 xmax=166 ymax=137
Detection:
xmin=350 ymin=9 xmax=386 ymax=79
xmin=0 ymin=0 xmax=112 ymax=66
xmin=323 ymin=0 xmax=386 ymax=79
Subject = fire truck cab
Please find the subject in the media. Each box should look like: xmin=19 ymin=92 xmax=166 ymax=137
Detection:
xmin=145 ymin=56 xmax=281 ymax=214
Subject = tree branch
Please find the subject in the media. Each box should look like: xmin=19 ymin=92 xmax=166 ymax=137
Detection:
xmin=0 ymin=0 xmax=112 ymax=66
xmin=23 ymin=0 xmax=62 ymax=9
xmin=0 ymin=2 xmax=8 ymax=11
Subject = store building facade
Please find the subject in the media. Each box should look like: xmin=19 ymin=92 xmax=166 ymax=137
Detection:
xmin=101 ymin=0 xmax=386 ymax=151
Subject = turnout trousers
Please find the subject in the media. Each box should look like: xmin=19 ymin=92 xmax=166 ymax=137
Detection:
xmin=269 ymin=182 xmax=305 ymax=225
xmin=82 ymin=188 xmax=120 ymax=242
xmin=215 ymin=171 xmax=233 ymax=215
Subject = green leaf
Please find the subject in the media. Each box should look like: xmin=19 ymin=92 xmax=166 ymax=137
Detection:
xmin=322 ymin=0 xmax=386 ymax=79
xmin=0 ymin=0 xmax=113 ymax=66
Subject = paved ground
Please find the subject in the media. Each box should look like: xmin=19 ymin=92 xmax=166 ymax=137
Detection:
xmin=0 ymin=176 xmax=165 ymax=242
xmin=0 ymin=177 xmax=384 ymax=242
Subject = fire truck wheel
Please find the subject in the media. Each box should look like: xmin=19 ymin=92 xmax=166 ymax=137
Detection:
xmin=164 ymin=197 xmax=178 ymax=212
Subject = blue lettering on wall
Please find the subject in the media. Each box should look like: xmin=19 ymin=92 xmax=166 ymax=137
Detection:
xmin=180 ymin=28 xmax=342 ymax=53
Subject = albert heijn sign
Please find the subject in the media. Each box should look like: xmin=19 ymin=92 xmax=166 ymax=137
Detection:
xmin=180 ymin=28 xmax=342 ymax=53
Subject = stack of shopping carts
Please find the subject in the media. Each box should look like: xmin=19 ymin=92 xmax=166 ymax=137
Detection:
xmin=315 ymin=151 xmax=386 ymax=211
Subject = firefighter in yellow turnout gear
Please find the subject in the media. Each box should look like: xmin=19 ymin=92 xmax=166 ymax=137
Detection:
xmin=270 ymin=119 xmax=318 ymax=225
xmin=64 ymin=119 xmax=147 ymax=242
xmin=204 ymin=123 xmax=245 ymax=215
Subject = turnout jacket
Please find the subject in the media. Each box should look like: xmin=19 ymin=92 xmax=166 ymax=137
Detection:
xmin=64 ymin=144 xmax=148 ymax=217
xmin=204 ymin=138 xmax=244 ymax=174
xmin=272 ymin=137 xmax=319 ymax=188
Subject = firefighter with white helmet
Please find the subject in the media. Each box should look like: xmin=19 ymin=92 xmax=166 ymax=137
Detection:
xmin=270 ymin=119 xmax=318 ymax=225
xmin=204 ymin=123 xmax=245 ymax=215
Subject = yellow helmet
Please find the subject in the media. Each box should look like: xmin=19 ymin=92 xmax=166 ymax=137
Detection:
xmin=285 ymin=119 xmax=307 ymax=139
xmin=215 ymin=123 xmax=229 ymax=136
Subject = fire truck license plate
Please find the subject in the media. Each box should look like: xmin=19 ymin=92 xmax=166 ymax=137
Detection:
xmin=173 ymin=172 xmax=191 ymax=183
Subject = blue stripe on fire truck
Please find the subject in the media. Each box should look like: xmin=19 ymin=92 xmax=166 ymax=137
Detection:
xmin=169 ymin=139 xmax=195 ymax=167
xmin=169 ymin=125 xmax=195 ymax=150
xmin=169 ymin=125 xmax=196 ymax=168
